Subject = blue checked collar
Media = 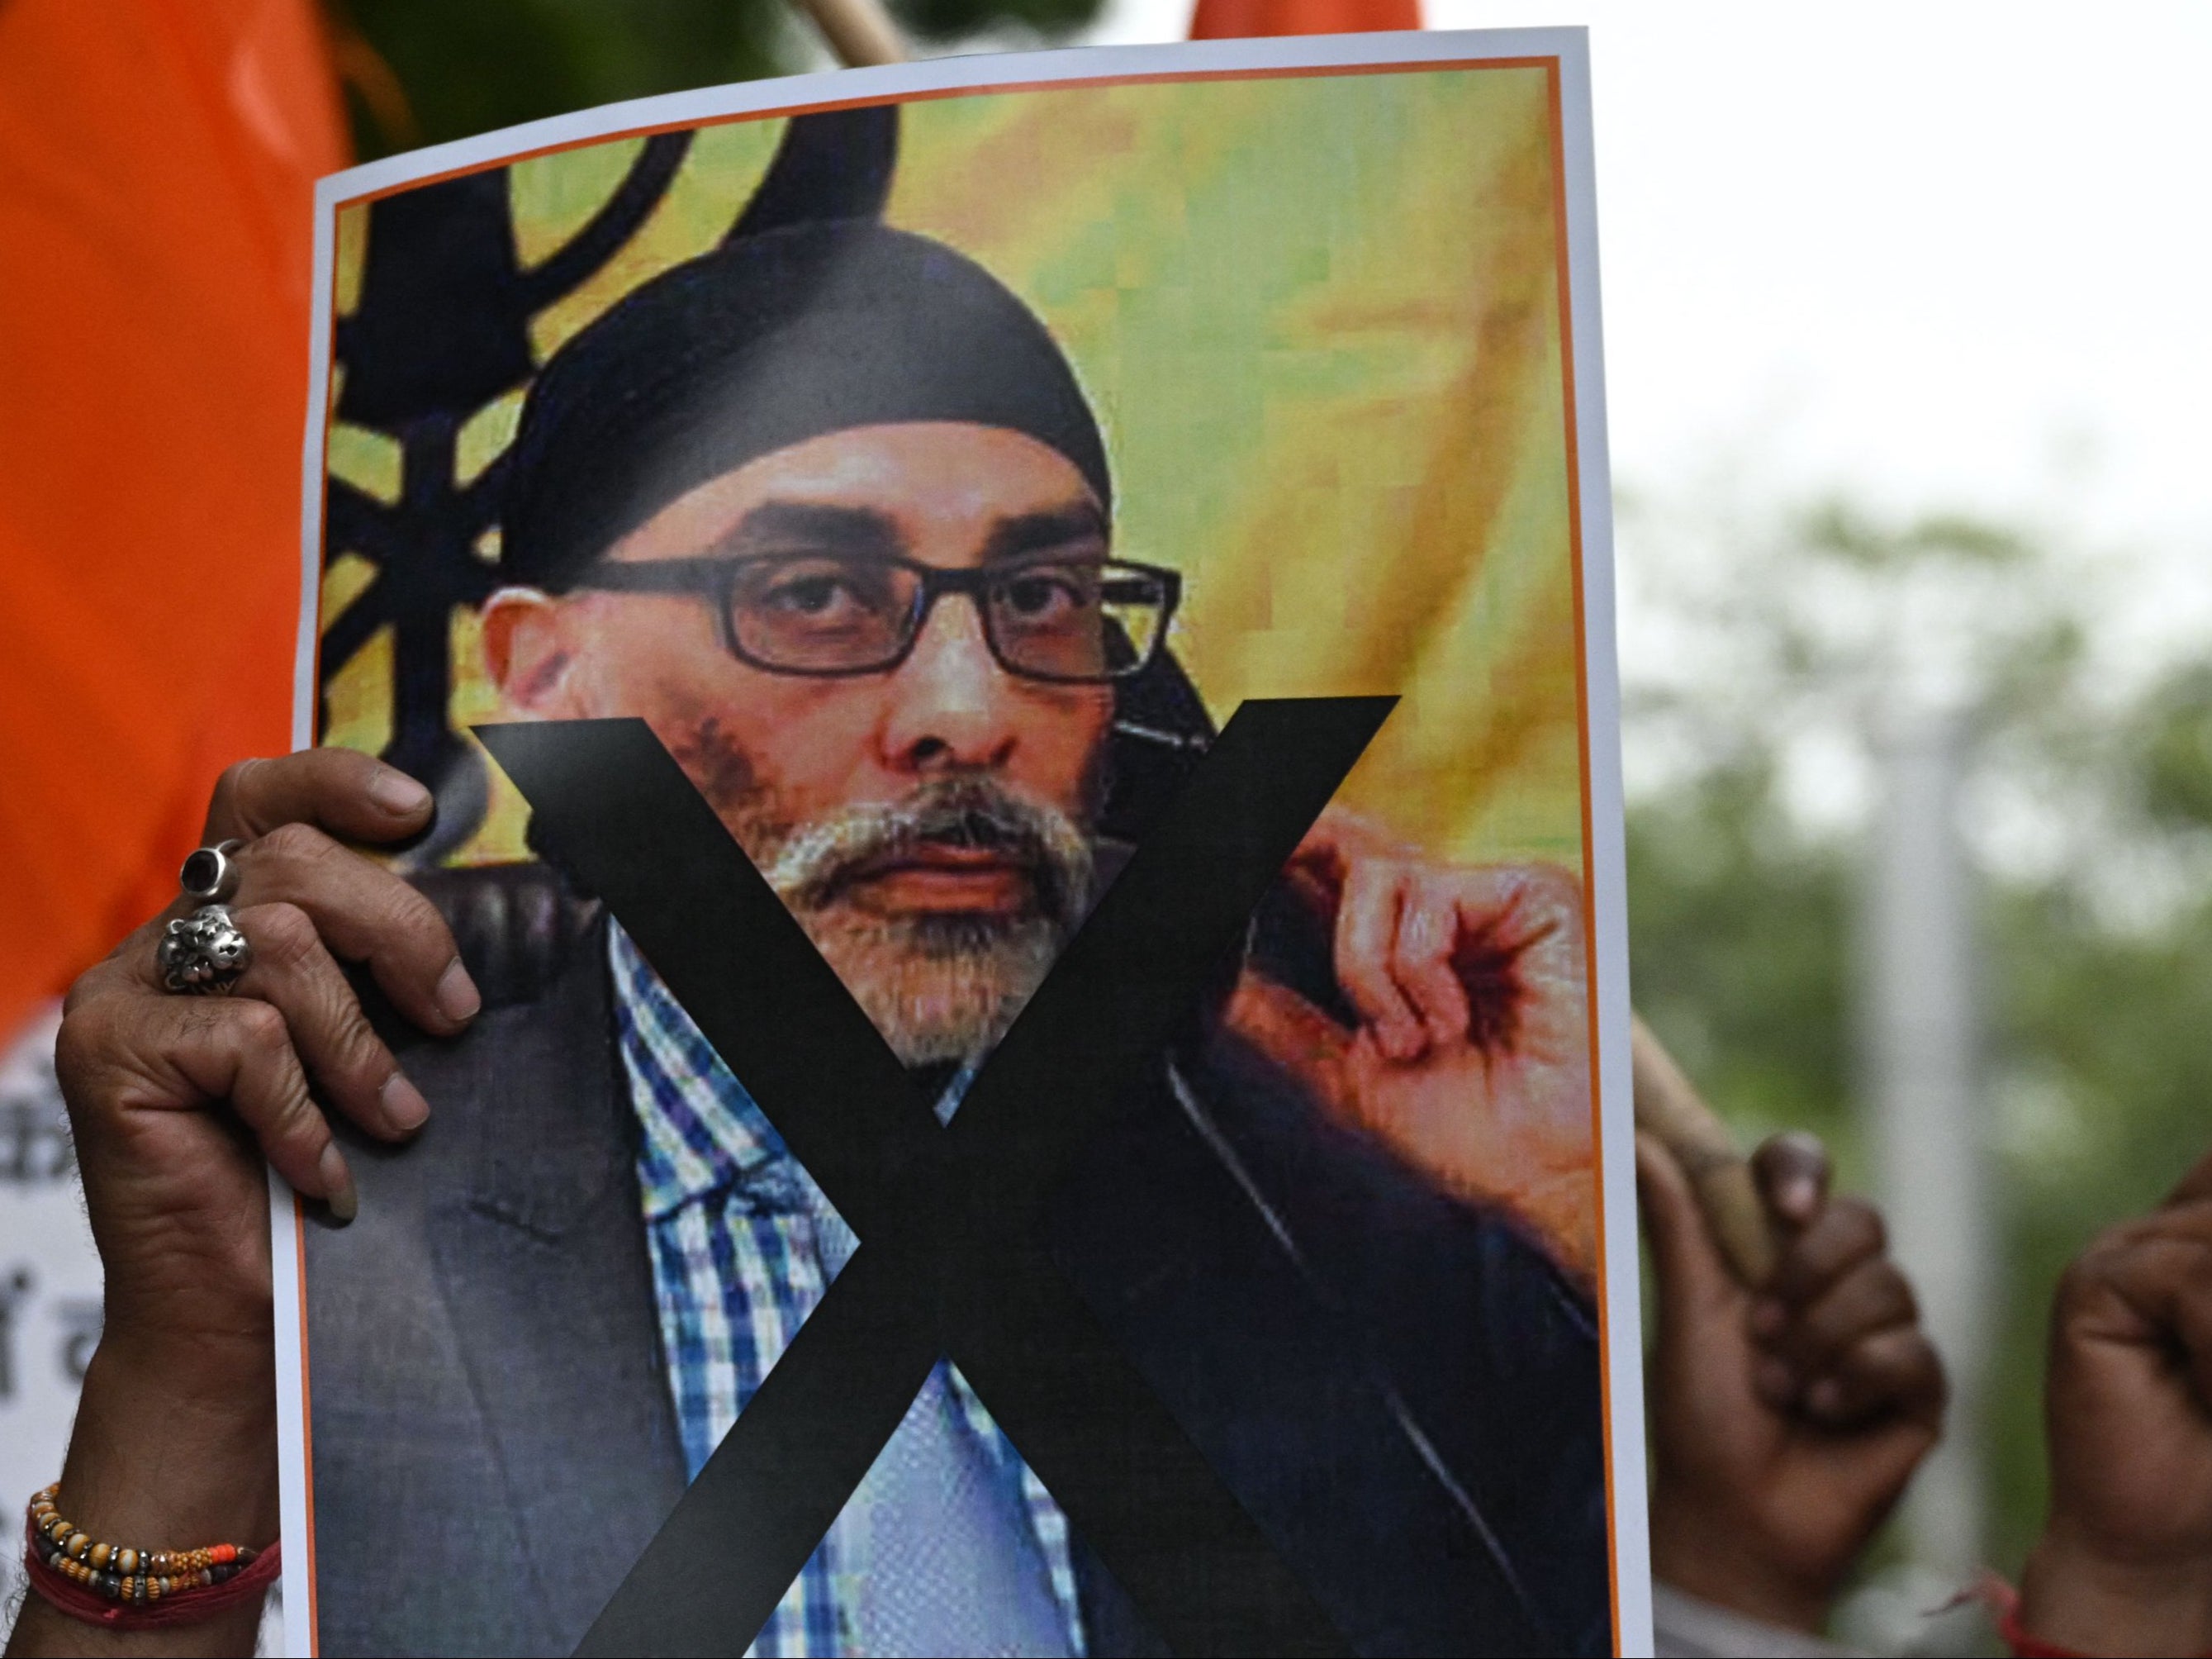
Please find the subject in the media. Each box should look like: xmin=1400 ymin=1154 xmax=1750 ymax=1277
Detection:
xmin=610 ymin=921 xmax=816 ymax=1223
xmin=610 ymin=921 xmax=978 ymax=1224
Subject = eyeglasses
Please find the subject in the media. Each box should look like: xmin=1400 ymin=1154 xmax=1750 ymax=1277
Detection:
xmin=567 ymin=550 xmax=1181 ymax=685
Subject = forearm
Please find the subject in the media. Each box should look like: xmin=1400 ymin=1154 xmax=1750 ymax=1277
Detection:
xmin=7 ymin=1329 xmax=278 ymax=1659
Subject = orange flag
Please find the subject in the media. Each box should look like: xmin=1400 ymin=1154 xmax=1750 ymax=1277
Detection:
xmin=0 ymin=1 xmax=347 ymax=1042
xmin=1190 ymin=0 xmax=1418 ymax=39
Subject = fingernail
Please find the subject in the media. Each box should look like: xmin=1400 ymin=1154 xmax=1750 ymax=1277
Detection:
xmin=1807 ymin=1378 xmax=1844 ymax=1416
xmin=368 ymin=766 xmax=432 ymax=816
xmin=1749 ymin=1298 xmax=1785 ymax=1337
xmin=380 ymin=1072 xmax=430 ymax=1135
xmin=1780 ymin=1177 xmax=1819 ymax=1222
xmin=435 ymin=958 xmax=481 ymax=1024
xmin=319 ymin=1143 xmax=358 ymax=1224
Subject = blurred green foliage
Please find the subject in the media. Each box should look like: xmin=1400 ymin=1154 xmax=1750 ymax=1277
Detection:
xmin=1625 ymin=501 xmax=2212 ymax=1588
xmin=892 ymin=0 xmax=1102 ymax=44
xmin=2139 ymin=667 xmax=2212 ymax=831
xmin=331 ymin=0 xmax=1108 ymax=160
xmin=1630 ymin=762 xmax=1858 ymax=1174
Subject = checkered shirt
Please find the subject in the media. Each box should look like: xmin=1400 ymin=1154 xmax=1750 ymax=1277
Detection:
xmin=610 ymin=922 xmax=1085 ymax=1657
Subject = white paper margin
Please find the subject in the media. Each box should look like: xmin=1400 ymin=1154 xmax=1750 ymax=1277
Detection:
xmin=1552 ymin=32 xmax=1657 ymax=1659
xmin=280 ymin=30 xmax=1653 ymax=1656
xmin=274 ymin=163 xmax=333 ymax=1656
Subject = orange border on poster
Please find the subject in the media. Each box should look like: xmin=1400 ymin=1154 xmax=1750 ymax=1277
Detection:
xmin=1540 ymin=55 xmax=1626 ymax=1656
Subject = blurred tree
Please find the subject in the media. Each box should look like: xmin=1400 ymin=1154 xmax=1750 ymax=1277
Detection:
xmin=1621 ymin=492 xmax=2212 ymax=1620
xmin=894 ymin=0 xmax=1105 ymax=46
xmin=1629 ymin=761 xmax=1858 ymax=1177
xmin=2138 ymin=665 xmax=2212 ymax=832
xmin=330 ymin=0 xmax=1108 ymax=159
xmin=333 ymin=1 xmax=784 ymax=156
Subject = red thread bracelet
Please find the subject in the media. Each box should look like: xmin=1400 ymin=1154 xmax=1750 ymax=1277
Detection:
xmin=1994 ymin=1600 xmax=2090 ymax=1659
xmin=1972 ymin=1571 xmax=2212 ymax=1659
xmin=23 ymin=1513 xmax=281 ymax=1632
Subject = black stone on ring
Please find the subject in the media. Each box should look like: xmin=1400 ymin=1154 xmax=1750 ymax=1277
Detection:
xmin=159 ymin=906 xmax=253 ymax=995
xmin=179 ymin=839 xmax=246 ymax=905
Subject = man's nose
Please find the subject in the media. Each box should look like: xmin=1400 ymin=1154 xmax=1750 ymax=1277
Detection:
xmin=880 ymin=591 xmax=1018 ymax=772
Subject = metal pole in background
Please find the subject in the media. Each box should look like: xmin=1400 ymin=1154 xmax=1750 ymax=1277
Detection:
xmin=1863 ymin=701 xmax=1991 ymax=1635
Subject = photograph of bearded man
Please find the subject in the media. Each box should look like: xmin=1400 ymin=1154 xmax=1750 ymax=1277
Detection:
xmin=301 ymin=101 xmax=1611 ymax=1659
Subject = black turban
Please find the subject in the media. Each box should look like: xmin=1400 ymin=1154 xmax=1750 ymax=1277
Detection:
xmin=500 ymin=112 xmax=1111 ymax=591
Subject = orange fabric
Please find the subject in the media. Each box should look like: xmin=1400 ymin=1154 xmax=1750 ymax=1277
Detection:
xmin=0 ymin=0 xmax=345 ymax=1041
xmin=1189 ymin=0 xmax=1418 ymax=40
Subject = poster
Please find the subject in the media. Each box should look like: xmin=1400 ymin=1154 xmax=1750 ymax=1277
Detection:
xmin=281 ymin=29 xmax=1646 ymax=1657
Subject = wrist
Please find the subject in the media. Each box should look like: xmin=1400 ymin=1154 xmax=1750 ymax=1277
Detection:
xmin=1509 ymin=1167 xmax=1598 ymax=1287
xmin=2019 ymin=1525 xmax=2212 ymax=1657
xmin=1650 ymin=1486 xmax=1834 ymax=1634
xmin=51 ymin=1328 xmax=278 ymax=1552
xmin=93 ymin=1309 xmax=272 ymax=1390
xmin=98 ymin=1264 xmax=271 ymax=1353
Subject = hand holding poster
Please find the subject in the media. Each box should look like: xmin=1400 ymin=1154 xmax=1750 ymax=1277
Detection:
xmin=282 ymin=32 xmax=1647 ymax=1656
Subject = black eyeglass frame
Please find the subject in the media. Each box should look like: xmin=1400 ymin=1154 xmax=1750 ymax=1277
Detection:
xmin=564 ymin=550 xmax=1183 ymax=686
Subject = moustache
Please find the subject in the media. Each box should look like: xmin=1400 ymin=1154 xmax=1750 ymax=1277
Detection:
xmin=762 ymin=779 xmax=1094 ymax=929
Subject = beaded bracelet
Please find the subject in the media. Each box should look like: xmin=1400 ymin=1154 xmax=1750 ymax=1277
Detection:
xmin=24 ymin=1484 xmax=276 ymax=1620
xmin=29 ymin=1485 xmax=255 ymax=1602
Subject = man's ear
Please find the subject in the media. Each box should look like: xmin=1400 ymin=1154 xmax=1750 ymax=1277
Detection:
xmin=481 ymin=587 xmax=578 ymax=717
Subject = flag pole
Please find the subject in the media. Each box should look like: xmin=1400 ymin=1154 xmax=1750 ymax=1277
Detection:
xmin=795 ymin=0 xmax=908 ymax=66
xmin=1631 ymin=1019 xmax=1778 ymax=1283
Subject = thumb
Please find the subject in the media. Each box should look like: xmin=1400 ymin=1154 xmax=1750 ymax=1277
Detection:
xmin=1637 ymin=1130 xmax=1737 ymax=1325
xmin=1751 ymin=1129 xmax=1832 ymax=1234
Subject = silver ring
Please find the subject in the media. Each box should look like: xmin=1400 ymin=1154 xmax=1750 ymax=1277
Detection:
xmin=178 ymin=839 xmax=246 ymax=906
xmin=159 ymin=906 xmax=253 ymax=996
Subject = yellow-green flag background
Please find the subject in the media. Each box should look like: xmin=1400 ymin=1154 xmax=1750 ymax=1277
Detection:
xmin=321 ymin=63 xmax=1588 ymax=873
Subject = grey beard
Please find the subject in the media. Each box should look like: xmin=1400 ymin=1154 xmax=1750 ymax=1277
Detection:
xmin=757 ymin=780 xmax=1094 ymax=1067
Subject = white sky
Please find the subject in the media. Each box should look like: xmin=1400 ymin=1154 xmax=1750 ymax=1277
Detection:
xmin=1082 ymin=2 xmax=2212 ymax=636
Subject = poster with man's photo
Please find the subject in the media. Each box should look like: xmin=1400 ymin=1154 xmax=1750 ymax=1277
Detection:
xmin=278 ymin=30 xmax=1647 ymax=1657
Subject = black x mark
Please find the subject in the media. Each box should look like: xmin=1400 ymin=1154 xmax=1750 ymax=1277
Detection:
xmin=479 ymin=697 xmax=1393 ymax=1658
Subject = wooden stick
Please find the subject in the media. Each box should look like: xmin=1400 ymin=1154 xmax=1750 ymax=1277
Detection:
xmin=1631 ymin=1015 xmax=1778 ymax=1285
xmin=795 ymin=0 xmax=908 ymax=67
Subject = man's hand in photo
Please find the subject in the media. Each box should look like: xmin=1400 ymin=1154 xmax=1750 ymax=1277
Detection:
xmin=1640 ymin=1129 xmax=1944 ymax=1633
xmin=1233 ymin=806 xmax=1595 ymax=1277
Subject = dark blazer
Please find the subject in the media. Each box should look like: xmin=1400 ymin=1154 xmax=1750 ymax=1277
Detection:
xmin=306 ymin=864 xmax=1611 ymax=1657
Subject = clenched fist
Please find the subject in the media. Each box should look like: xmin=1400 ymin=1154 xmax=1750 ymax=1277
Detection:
xmin=1640 ymin=1129 xmax=1944 ymax=1633
xmin=2019 ymin=1146 xmax=2212 ymax=1656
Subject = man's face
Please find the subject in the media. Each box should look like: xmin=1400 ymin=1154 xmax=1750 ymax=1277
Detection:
xmin=486 ymin=421 xmax=1117 ymax=1064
